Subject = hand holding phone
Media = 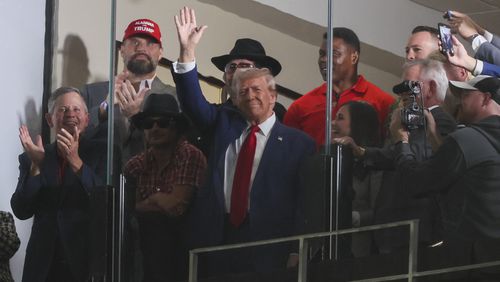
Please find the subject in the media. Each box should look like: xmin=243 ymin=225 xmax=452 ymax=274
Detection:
xmin=438 ymin=23 xmax=454 ymax=56
xmin=443 ymin=10 xmax=453 ymax=20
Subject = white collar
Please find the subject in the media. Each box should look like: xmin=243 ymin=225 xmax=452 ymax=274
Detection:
xmin=247 ymin=112 xmax=275 ymax=136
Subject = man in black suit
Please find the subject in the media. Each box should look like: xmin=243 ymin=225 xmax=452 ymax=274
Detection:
xmin=12 ymin=87 xmax=107 ymax=282
xmin=375 ymin=59 xmax=457 ymax=254
xmin=335 ymin=59 xmax=457 ymax=254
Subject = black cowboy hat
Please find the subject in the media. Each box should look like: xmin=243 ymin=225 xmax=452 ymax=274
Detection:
xmin=131 ymin=93 xmax=189 ymax=131
xmin=211 ymin=38 xmax=282 ymax=76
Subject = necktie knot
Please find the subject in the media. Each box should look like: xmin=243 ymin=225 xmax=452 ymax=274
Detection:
xmin=249 ymin=125 xmax=259 ymax=135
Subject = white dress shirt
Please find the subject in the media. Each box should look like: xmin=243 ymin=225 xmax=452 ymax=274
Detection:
xmin=224 ymin=113 xmax=276 ymax=212
xmin=172 ymin=60 xmax=196 ymax=74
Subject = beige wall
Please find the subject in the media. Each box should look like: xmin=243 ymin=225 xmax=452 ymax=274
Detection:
xmin=55 ymin=0 xmax=403 ymax=103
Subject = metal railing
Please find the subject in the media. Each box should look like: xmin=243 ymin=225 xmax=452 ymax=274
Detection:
xmin=188 ymin=219 xmax=500 ymax=282
xmin=188 ymin=219 xmax=420 ymax=282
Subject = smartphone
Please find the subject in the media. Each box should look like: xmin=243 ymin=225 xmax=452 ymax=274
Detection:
xmin=443 ymin=10 xmax=452 ymax=20
xmin=438 ymin=23 xmax=454 ymax=56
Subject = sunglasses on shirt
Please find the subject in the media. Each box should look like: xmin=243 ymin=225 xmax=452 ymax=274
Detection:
xmin=140 ymin=117 xmax=176 ymax=130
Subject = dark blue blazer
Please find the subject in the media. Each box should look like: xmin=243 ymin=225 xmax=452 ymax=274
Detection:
xmin=11 ymin=137 xmax=106 ymax=282
xmin=172 ymin=67 xmax=315 ymax=270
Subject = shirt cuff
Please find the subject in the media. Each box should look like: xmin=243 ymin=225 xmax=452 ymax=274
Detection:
xmin=472 ymin=35 xmax=489 ymax=52
xmin=473 ymin=59 xmax=484 ymax=76
xmin=483 ymin=30 xmax=493 ymax=42
xmin=172 ymin=60 xmax=196 ymax=74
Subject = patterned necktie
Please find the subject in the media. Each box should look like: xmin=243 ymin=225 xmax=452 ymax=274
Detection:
xmin=230 ymin=125 xmax=260 ymax=227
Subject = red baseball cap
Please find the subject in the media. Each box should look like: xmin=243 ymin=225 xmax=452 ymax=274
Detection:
xmin=123 ymin=19 xmax=162 ymax=46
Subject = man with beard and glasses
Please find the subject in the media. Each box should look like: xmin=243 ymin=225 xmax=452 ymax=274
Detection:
xmin=81 ymin=19 xmax=177 ymax=162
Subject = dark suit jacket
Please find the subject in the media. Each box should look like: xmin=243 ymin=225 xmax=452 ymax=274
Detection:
xmin=172 ymin=66 xmax=315 ymax=271
xmin=370 ymin=106 xmax=457 ymax=251
xmin=81 ymin=77 xmax=177 ymax=162
xmin=11 ymin=137 xmax=106 ymax=282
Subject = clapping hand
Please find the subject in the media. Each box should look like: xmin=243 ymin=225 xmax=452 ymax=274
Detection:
xmin=19 ymin=125 xmax=45 ymax=175
xmin=56 ymin=126 xmax=84 ymax=174
xmin=115 ymin=78 xmax=148 ymax=118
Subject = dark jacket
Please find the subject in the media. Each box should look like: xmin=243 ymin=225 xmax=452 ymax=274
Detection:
xmin=395 ymin=115 xmax=500 ymax=241
xmin=172 ymin=66 xmax=315 ymax=271
xmin=11 ymin=137 xmax=106 ymax=282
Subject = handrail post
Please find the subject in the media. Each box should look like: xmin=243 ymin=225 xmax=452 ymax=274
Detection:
xmin=188 ymin=251 xmax=198 ymax=282
xmin=298 ymin=238 xmax=309 ymax=282
xmin=408 ymin=219 xmax=419 ymax=282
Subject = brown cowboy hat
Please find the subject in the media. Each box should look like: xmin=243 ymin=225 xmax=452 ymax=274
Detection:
xmin=211 ymin=38 xmax=282 ymax=76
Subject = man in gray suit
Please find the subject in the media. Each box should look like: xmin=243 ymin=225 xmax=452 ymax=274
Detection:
xmin=81 ymin=18 xmax=176 ymax=161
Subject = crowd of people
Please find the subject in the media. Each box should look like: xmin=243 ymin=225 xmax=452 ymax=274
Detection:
xmin=10 ymin=6 xmax=500 ymax=282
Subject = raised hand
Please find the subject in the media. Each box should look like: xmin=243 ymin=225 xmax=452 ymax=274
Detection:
xmin=174 ymin=6 xmax=208 ymax=62
xmin=56 ymin=126 xmax=83 ymax=174
xmin=116 ymin=79 xmax=148 ymax=118
xmin=446 ymin=35 xmax=477 ymax=72
xmin=19 ymin=125 xmax=45 ymax=169
xmin=446 ymin=11 xmax=484 ymax=40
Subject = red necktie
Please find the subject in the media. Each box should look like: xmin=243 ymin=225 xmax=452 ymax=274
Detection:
xmin=230 ymin=125 xmax=259 ymax=227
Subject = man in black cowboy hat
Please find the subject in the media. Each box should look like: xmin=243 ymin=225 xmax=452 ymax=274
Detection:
xmin=124 ymin=93 xmax=206 ymax=282
xmin=211 ymin=38 xmax=281 ymax=102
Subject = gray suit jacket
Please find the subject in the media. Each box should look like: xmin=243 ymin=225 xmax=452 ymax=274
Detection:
xmin=475 ymin=34 xmax=500 ymax=66
xmin=81 ymin=77 xmax=177 ymax=162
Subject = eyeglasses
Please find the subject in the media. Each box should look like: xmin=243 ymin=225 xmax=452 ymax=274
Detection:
xmin=141 ymin=117 xmax=175 ymax=129
xmin=224 ymin=63 xmax=255 ymax=73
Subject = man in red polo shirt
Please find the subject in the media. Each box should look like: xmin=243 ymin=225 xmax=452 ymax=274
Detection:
xmin=284 ymin=28 xmax=396 ymax=146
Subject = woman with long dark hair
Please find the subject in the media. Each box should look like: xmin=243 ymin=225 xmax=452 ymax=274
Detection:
xmin=332 ymin=101 xmax=383 ymax=257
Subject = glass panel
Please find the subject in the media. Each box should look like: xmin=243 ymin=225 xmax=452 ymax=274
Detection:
xmin=51 ymin=1 xmax=500 ymax=281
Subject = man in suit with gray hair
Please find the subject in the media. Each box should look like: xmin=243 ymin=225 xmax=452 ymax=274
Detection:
xmin=171 ymin=6 xmax=315 ymax=276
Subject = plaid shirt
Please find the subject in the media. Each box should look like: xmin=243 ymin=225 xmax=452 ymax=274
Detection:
xmin=125 ymin=140 xmax=207 ymax=203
